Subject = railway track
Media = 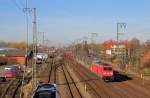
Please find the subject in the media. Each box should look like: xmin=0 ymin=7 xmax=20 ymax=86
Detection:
xmin=67 ymin=58 xmax=150 ymax=98
xmin=67 ymin=60 xmax=104 ymax=98
xmin=48 ymin=58 xmax=57 ymax=83
xmin=1 ymin=79 xmax=22 ymax=98
xmin=61 ymin=64 xmax=83 ymax=98
xmin=48 ymin=57 xmax=83 ymax=98
xmin=0 ymin=69 xmax=32 ymax=98
xmin=0 ymin=80 xmax=11 ymax=96
xmin=66 ymin=58 xmax=126 ymax=98
xmin=48 ymin=59 xmax=53 ymax=83
xmin=34 ymin=56 xmax=150 ymax=98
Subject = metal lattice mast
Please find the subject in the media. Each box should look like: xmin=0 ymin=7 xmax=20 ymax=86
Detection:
xmin=117 ymin=23 xmax=127 ymax=42
xmin=32 ymin=8 xmax=37 ymax=88
xmin=116 ymin=22 xmax=127 ymax=69
xmin=42 ymin=32 xmax=45 ymax=46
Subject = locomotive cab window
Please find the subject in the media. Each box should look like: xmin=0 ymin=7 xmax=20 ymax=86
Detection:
xmin=103 ymin=67 xmax=112 ymax=70
xmin=95 ymin=61 xmax=102 ymax=66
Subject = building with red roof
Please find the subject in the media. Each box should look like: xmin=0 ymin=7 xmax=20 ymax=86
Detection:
xmin=104 ymin=41 xmax=132 ymax=56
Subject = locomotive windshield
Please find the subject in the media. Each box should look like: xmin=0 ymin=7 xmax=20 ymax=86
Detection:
xmin=104 ymin=67 xmax=112 ymax=70
xmin=95 ymin=61 xmax=102 ymax=66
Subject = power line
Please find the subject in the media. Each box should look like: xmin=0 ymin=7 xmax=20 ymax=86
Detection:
xmin=17 ymin=0 xmax=26 ymax=8
xmin=8 ymin=0 xmax=23 ymax=12
xmin=21 ymin=1 xmax=30 ymax=97
xmin=22 ymin=0 xmax=31 ymax=83
xmin=25 ymin=0 xmax=29 ymax=47
xmin=25 ymin=0 xmax=28 ymax=8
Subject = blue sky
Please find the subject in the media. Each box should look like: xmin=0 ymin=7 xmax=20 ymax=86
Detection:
xmin=1 ymin=0 xmax=150 ymax=46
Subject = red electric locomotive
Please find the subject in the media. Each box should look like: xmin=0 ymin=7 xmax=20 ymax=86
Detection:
xmin=91 ymin=61 xmax=114 ymax=81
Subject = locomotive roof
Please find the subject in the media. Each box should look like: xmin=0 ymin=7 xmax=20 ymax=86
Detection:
xmin=94 ymin=61 xmax=111 ymax=66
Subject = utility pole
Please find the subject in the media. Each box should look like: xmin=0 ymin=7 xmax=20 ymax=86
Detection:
xmin=24 ymin=8 xmax=37 ymax=89
xmin=117 ymin=23 xmax=126 ymax=42
xmin=32 ymin=8 xmax=37 ymax=89
xmin=91 ymin=33 xmax=98 ymax=44
xmin=38 ymin=32 xmax=45 ymax=46
xmin=44 ymin=39 xmax=50 ymax=49
xmin=116 ymin=22 xmax=127 ymax=56
xmin=42 ymin=32 xmax=45 ymax=46
xmin=90 ymin=33 xmax=98 ymax=56
xmin=116 ymin=22 xmax=127 ymax=70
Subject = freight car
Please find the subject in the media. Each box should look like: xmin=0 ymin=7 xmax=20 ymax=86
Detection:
xmin=91 ymin=61 xmax=114 ymax=81
xmin=63 ymin=51 xmax=75 ymax=58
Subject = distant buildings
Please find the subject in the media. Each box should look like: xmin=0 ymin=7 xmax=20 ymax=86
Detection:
xmin=104 ymin=41 xmax=132 ymax=57
xmin=0 ymin=48 xmax=26 ymax=65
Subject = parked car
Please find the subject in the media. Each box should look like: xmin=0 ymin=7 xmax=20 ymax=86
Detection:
xmin=91 ymin=61 xmax=114 ymax=81
xmin=3 ymin=65 xmax=24 ymax=78
xmin=36 ymin=53 xmax=48 ymax=61
xmin=32 ymin=83 xmax=60 ymax=98
xmin=36 ymin=58 xmax=42 ymax=64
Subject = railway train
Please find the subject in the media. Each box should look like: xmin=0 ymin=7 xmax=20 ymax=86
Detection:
xmin=63 ymin=51 xmax=75 ymax=58
xmin=91 ymin=61 xmax=114 ymax=81
xmin=32 ymin=83 xmax=60 ymax=98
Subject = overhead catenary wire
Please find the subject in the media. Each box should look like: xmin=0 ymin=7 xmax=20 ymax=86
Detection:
xmin=8 ymin=0 xmax=24 ymax=12
xmin=25 ymin=0 xmax=29 ymax=48
xmin=17 ymin=0 xmax=26 ymax=8
xmin=7 ymin=0 xmax=30 ymax=96
xmin=20 ymin=0 xmax=29 ymax=97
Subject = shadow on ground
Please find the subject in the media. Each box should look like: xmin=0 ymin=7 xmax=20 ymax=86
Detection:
xmin=113 ymin=71 xmax=132 ymax=82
